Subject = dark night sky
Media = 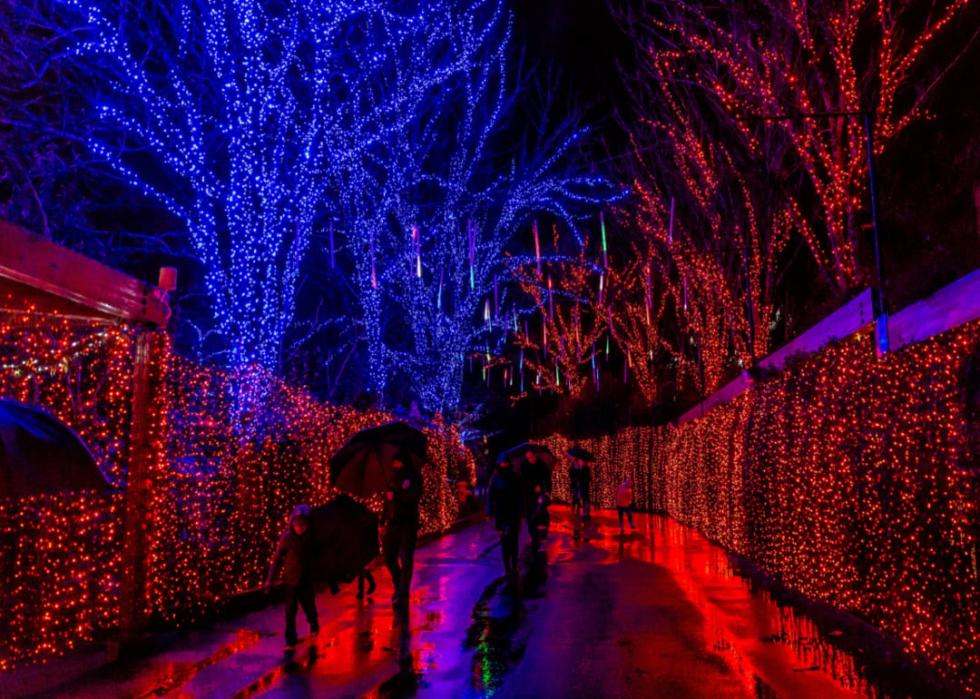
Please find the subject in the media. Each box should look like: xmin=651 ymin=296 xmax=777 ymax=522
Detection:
xmin=511 ymin=0 xmax=633 ymax=153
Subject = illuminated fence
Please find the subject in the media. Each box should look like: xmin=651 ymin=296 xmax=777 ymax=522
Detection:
xmin=544 ymin=320 xmax=980 ymax=694
xmin=0 ymin=308 xmax=474 ymax=669
xmin=148 ymin=355 xmax=470 ymax=623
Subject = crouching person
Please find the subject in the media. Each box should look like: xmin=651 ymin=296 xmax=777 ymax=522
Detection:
xmin=266 ymin=504 xmax=319 ymax=652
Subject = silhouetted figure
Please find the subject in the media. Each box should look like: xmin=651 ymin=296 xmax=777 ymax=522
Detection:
xmin=266 ymin=504 xmax=319 ymax=651
xmin=521 ymin=449 xmax=551 ymax=553
xmin=356 ymin=568 xmax=376 ymax=599
xmin=382 ymin=453 xmax=424 ymax=607
xmin=616 ymin=477 xmax=637 ymax=533
xmin=569 ymin=458 xmax=592 ymax=519
xmin=488 ymin=457 xmax=524 ymax=577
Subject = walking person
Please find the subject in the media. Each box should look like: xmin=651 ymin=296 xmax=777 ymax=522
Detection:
xmin=616 ymin=476 xmax=637 ymax=534
xmin=356 ymin=567 xmax=376 ymax=599
xmin=488 ymin=455 xmax=524 ymax=578
xmin=579 ymin=459 xmax=592 ymax=520
xmin=569 ymin=458 xmax=584 ymax=518
xmin=265 ymin=504 xmax=319 ymax=652
xmin=569 ymin=457 xmax=592 ymax=520
xmin=382 ymin=452 xmax=424 ymax=608
xmin=521 ymin=449 xmax=551 ymax=554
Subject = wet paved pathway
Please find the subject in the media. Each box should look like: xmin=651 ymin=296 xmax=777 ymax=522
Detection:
xmin=42 ymin=508 xmax=898 ymax=698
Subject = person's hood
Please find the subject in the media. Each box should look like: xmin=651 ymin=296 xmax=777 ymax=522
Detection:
xmin=290 ymin=503 xmax=312 ymax=523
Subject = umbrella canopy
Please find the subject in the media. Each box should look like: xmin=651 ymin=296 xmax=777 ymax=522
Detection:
xmin=0 ymin=399 xmax=109 ymax=499
xmin=566 ymin=445 xmax=595 ymax=462
xmin=329 ymin=422 xmax=427 ymax=499
xmin=310 ymin=495 xmax=379 ymax=586
xmin=497 ymin=442 xmax=557 ymax=470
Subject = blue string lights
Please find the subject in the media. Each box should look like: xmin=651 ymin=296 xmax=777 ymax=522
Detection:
xmin=60 ymin=0 xmax=387 ymax=371
xmin=59 ymin=0 xmax=617 ymax=416
xmin=315 ymin=0 xmax=619 ymax=414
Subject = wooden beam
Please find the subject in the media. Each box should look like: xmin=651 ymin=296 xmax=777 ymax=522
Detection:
xmin=888 ymin=268 xmax=980 ymax=352
xmin=0 ymin=221 xmax=170 ymax=327
xmin=677 ymin=289 xmax=875 ymax=425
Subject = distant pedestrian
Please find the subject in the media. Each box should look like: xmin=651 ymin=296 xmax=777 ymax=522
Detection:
xmin=569 ymin=458 xmax=583 ymax=516
xmin=382 ymin=452 xmax=424 ymax=607
xmin=579 ymin=460 xmax=592 ymax=520
xmin=488 ymin=456 xmax=524 ymax=577
xmin=265 ymin=504 xmax=319 ymax=651
xmin=521 ymin=449 xmax=551 ymax=553
xmin=569 ymin=457 xmax=592 ymax=520
xmin=616 ymin=477 xmax=637 ymax=533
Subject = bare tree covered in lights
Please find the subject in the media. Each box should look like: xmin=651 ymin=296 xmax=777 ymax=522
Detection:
xmin=604 ymin=256 xmax=675 ymax=404
xmin=622 ymin=0 xmax=976 ymax=295
xmin=52 ymin=0 xmax=397 ymax=372
xmin=322 ymin=0 xmax=616 ymax=414
xmin=510 ymin=230 xmax=608 ymax=398
xmin=613 ymin=45 xmax=793 ymax=395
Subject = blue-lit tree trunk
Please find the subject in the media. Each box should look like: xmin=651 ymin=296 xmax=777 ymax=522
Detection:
xmin=58 ymin=0 xmax=376 ymax=371
xmin=325 ymin=0 xmax=616 ymax=414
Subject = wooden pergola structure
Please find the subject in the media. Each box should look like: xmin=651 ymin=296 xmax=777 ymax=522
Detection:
xmin=0 ymin=220 xmax=170 ymax=326
xmin=0 ymin=220 xmax=171 ymax=650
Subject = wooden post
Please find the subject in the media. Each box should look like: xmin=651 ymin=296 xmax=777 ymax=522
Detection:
xmin=113 ymin=329 xmax=163 ymax=657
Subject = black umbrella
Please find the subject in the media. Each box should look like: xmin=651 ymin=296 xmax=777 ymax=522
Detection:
xmin=497 ymin=442 xmax=557 ymax=470
xmin=0 ymin=399 xmax=109 ymax=499
xmin=566 ymin=445 xmax=595 ymax=462
xmin=310 ymin=495 xmax=380 ymax=587
xmin=329 ymin=422 xmax=428 ymax=498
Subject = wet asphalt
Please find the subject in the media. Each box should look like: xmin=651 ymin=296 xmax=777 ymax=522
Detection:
xmin=34 ymin=507 xmax=916 ymax=698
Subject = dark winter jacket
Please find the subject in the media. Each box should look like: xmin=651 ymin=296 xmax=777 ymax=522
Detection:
xmin=266 ymin=507 xmax=315 ymax=587
xmin=488 ymin=468 xmax=524 ymax=532
xmin=521 ymin=460 xmax=552 ymax=508
xmin=570 ymin=465 xmax=592 ymax=497
xmin=383 ymin=465 xmax=424 ymax=527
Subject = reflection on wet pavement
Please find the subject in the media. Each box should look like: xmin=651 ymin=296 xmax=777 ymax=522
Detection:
xmin=42 ymin=507 xmax=936 ymax=698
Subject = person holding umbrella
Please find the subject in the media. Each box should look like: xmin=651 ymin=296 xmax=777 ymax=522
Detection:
xmin=382 ymin=451 xmax=424 ymax=607
xmin=521 ymin=448 xmax=551 ymax=554
xmin=329 ymin=423 xmax=428 ymax=608
xmin=488 ymin=454 xmax=524 ymax=578
xmin=265 ymin=504 xmax=319 ymax=652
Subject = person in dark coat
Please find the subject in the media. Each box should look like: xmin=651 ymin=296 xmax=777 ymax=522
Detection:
xmin=579 ymin=460 xmax=592 ymax=520
xmin=265 ymin=504 xmax=319 ymax=651
xmin=569 ymin=457 xmax=592 ymax=520
xmin=521 ymin=449 xmax=551 ymax=553
xmin=382 ymin=452 xmax=424 ymax=607
xmin=488 ymin=456 xmax=524 ymax=576
xmin=569 ymin=458 xmax=584 ymax=517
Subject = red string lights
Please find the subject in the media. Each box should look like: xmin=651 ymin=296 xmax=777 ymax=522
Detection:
xmin=0 ymin=307 xmax=475 ymax=669
xmin=626 ymin=0 xmax=973 ymax=295
xmin=545 ymin=321 xmax=980 ymax=694
xmin=510 ymin=237 xmax=608 ymax=397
